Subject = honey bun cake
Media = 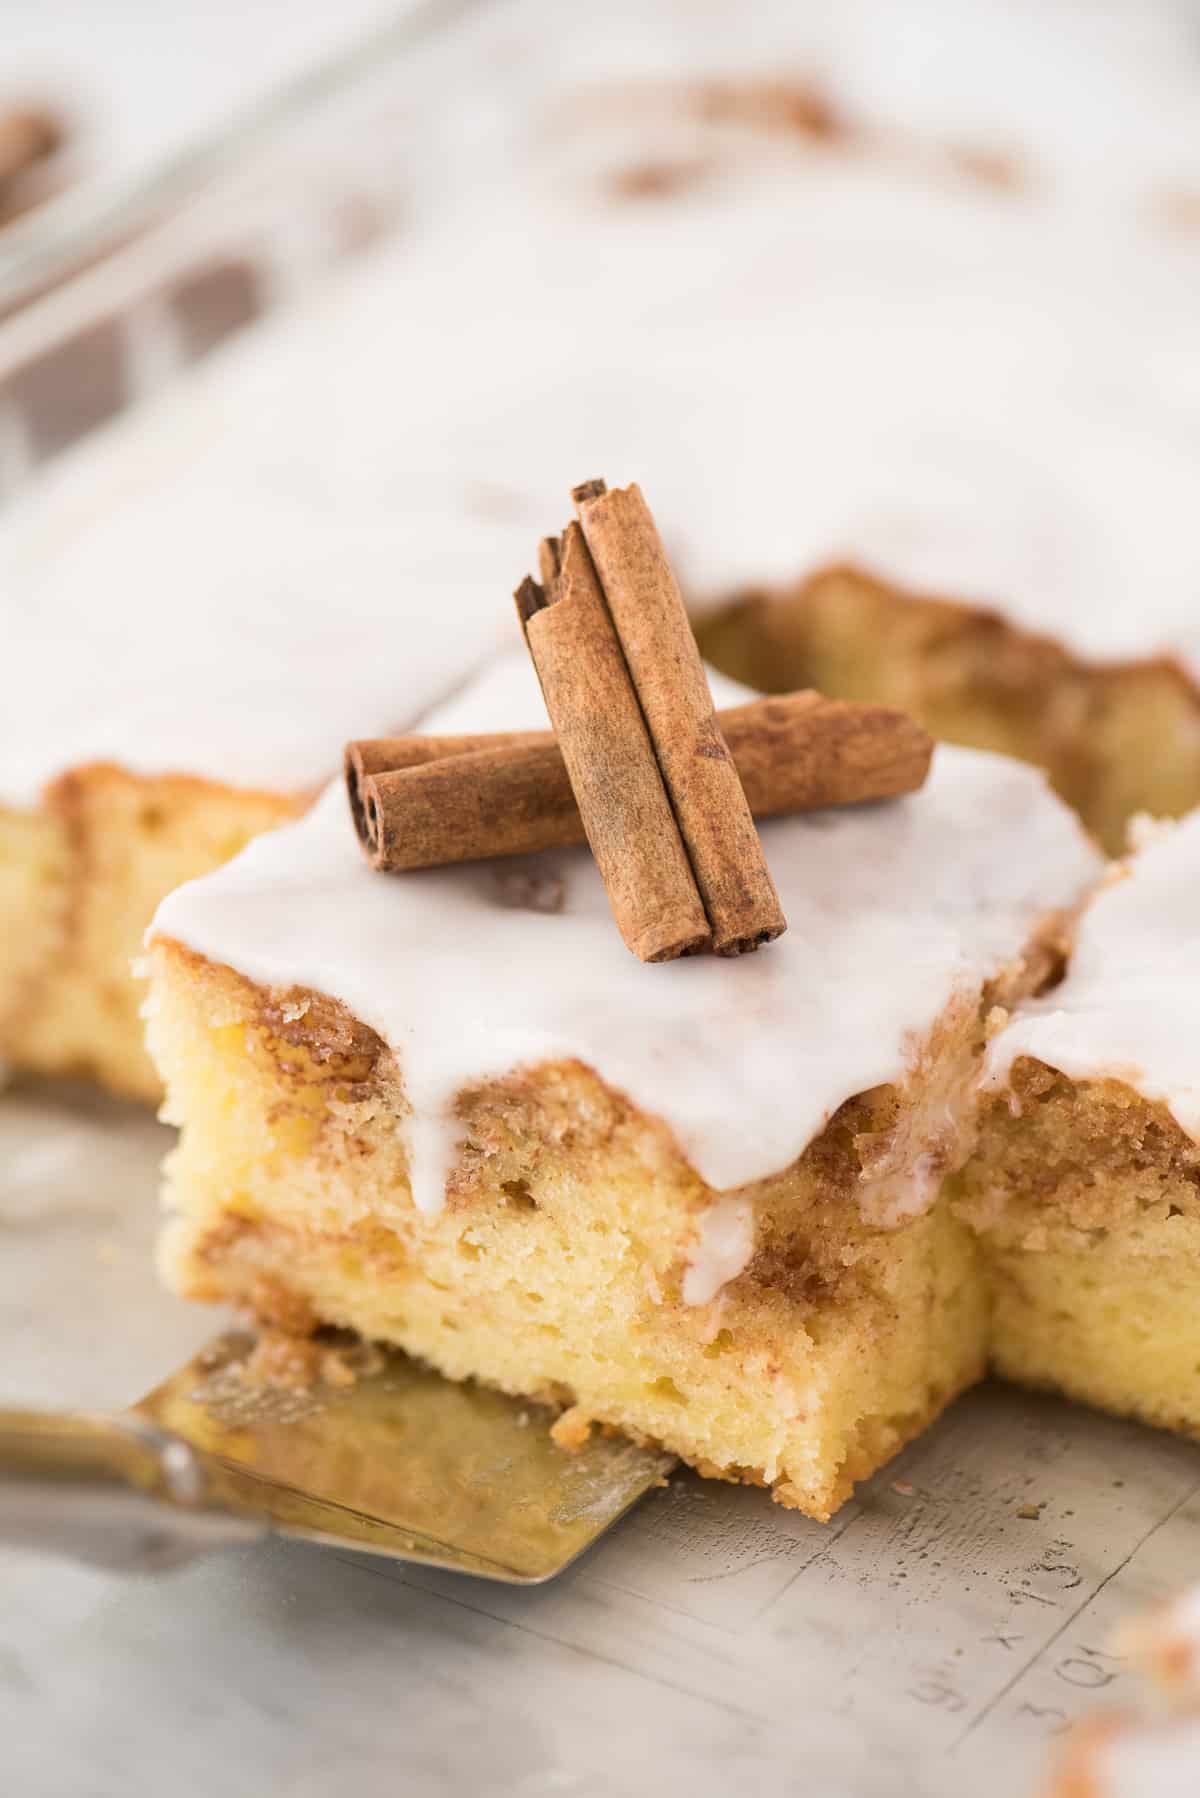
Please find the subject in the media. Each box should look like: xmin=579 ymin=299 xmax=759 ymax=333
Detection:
xmin=143 ymin=656 xmax=1100 ymax=1520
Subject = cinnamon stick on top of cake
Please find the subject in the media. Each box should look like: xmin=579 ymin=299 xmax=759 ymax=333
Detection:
xmin=345 ymin=478 xmax=935 ymax=962
xmin=524 ymin=481 xmax=786 ymax=958
xmin=516 ymin=515 xmax=712 ymax=962
xmin=347 ymin=695 xmax=931 ymax=874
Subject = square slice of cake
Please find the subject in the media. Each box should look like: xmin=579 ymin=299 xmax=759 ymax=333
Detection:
xmin=144 ymin=659 xmax=1100 ymax=1520
xmin=958 ymin=811 xmax=1200 ymax=1439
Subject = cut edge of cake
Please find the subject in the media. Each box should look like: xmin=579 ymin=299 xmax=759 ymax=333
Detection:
xmin=955 ymin=808 xmax=1200 ymax=1444
xmin=955 ymin=1060 xmax=1200 ymax=1442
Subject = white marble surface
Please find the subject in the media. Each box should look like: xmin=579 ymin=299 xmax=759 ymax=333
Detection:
xmin=4 ymin=1078 xmax=1200 ymax=1798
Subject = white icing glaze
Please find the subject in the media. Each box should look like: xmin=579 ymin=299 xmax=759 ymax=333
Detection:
xmin=150 ymin=655 xmax=1101 ymax=1217
xmin=0 ymin=465 xmax=528 ymax=802
xmin=5 ymin=0 xmax=1200 ymax=805
xmin=682 ymin=1197 xmax=756 ymax=1307
xmin=985 ymin=812 xmax=1200 ymax=1140
xmin=855 ymin=991 xmax=983 ymax=1228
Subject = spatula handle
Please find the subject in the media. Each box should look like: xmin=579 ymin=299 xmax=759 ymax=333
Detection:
xmin=0 ymin=1408 xmax=264 ymax=1571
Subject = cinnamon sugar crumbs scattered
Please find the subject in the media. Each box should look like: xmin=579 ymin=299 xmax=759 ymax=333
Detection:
xmin=239 ymin=1332 xmax=325 ymax=1391
xmin=1151 ymin=185 xmax=1200 ymax=238
xmin=608 ymin=157 xmax=712 ymax=201
xmin=0 ymin=104 xmax=64 ymax=202
xmin=1126 ymin=812 xmax=1176 ymax=856
xmin=1158 ymin=1640 xmax=1197 ymax=1684
xmin=891 ymin=1479 xmax=915 ymax=1497
xmin=550 ymin=1405 xmax=595 ymax=1451
xmin=984 ymin=1005 xmax=1010 ymax=1042
xmin=574 ymin=75 xmax=848 ymax=148
xmin=1017 ymin=1502 xmax=1043 ymax=1520
xmin=319 ymin=1348 xmax=358 ymax=1389
xmin=491 ymin=865 xmax=567 ymax=914
xmin=248 ymin=1275 xmax=319 ymax=1336
xmin=352 ymin=1341 xmax=386 ymax=1380
xmin=235 ymin=1332 xmax=372 ymax=1393
xmin=695 ymin=76 xmax=847 ymax=144
xmin=944 ymin=143 xmax=1027 ymax=193
xmin=1099 ymin=859 xmax=1135 ymax=894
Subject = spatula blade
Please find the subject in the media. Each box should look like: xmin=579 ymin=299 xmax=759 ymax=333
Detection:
xmin=133 ymin=1332 xmax=674 ymax=1583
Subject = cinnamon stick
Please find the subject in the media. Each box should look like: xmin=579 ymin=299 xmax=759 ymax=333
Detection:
xmin=354 ymin=740 xmax=586 ymax=874
xmin=717 ymin=692 xmax=933 ymax=811
xmin=349 ymin=693 xmax=932 ymax=870
xmin=345 ymin=729 xmax=545 ymax=847
xmin=516 ymin=522 xmax=710 ymax=962
xmin=574 ymin=480 xmax=786 ymax=954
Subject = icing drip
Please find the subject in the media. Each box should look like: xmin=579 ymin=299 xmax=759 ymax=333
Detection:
xmin=986 ymin=811 xmax=1200 ymax=1141
xmin=682 ymin=1197 xmax=756 ymax=1307
xmin=855 ymin=995 xmax=986 ymax=1227
xmin=404 ymin=1111 xmax=468 ymax=1222
xmin=151 ymin=656 xmax=1101 ymax=1216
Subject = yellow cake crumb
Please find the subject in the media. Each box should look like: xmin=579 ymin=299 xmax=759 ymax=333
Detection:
xmin=550 ymin=1406 xmax=595 ymax=1451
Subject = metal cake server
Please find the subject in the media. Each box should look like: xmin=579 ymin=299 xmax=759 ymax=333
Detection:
xmin=0 ymin=1331 xmax=674 ymax=1582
